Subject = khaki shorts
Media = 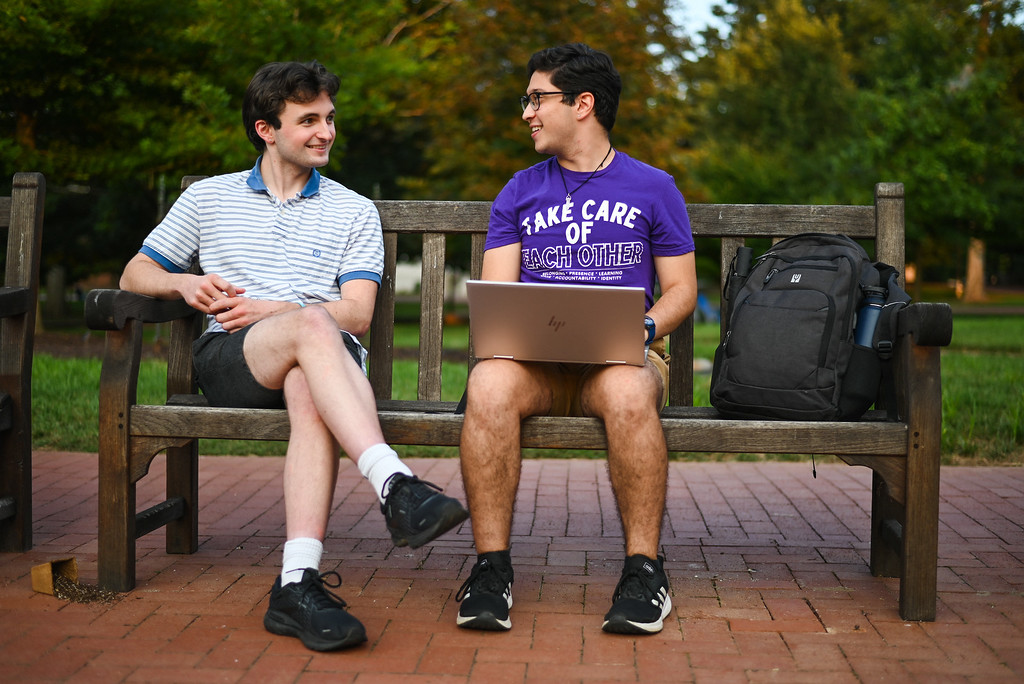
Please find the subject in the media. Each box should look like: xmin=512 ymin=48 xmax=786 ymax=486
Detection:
xmin=541 ymin=338 xmax=669 ymax=417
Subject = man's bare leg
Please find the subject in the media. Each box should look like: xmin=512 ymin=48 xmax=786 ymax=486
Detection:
xmin=281 ymin=366 xmax=339 ymax=541
xmin=459 ymin=358 xmax=553 ymax=551
xmin=582 ymin=360 xmax=672 ymax=635
xmin=243 ymin=307 xmax=466 ymax=553
xmin=582 ymin=361 xmax=667 ymax=557
xmin=456 ymin=358 xmax=552 ymax=630
xmin=244 ymin=306 xmax=385 ymax=458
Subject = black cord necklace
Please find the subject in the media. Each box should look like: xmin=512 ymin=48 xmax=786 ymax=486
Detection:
xmin=557 ymin=145 xmax=613 ymax=202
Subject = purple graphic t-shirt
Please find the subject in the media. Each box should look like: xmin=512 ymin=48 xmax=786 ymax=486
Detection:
xmin=486 ymin=151 xmax=694 ymax=309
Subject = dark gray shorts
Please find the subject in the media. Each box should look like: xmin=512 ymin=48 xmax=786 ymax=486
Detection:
xmin=192 ymin=325 xmax=366 ymax=408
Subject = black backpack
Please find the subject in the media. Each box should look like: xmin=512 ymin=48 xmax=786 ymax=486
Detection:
xmin=710 ymin=233 xmax=910 ymax=421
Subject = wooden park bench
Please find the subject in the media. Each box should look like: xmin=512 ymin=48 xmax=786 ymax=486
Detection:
xmin=1 ymin=172 xmax=46 ymax=552
xmin=85 ymin=179 xmax=952 ymax=621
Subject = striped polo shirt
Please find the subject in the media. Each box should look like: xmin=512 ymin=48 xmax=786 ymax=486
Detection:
xmin=141 ymin=159 xmax=384 ymax=335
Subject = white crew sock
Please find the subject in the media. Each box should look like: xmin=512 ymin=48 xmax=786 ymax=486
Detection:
xmin=281 ymin=537 xmax=324 ymax=586
xmin=357 ymin=443 xmax=413 ymax=503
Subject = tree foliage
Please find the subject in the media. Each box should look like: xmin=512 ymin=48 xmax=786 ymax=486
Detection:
xmin=680 ymin=0 xmax=859 ymax=203
xmin=681 ymin=0 xmax=1024 ymax=281
xmin=0 ymin=0 xmax=433 ymax=277
xmin=386 ymin=0 xmax=694 ymax=200
xmin=1 ymin=0 xmax=1021 ymax=285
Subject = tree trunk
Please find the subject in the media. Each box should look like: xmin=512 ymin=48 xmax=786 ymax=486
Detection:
xmin=45 ymin=265 xmax=66 ymax=320
xmin=963 ymin=237 xmax=987 ymax=303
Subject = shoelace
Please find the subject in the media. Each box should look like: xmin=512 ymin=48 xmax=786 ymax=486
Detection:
xmin=455 ymin=559 xmax=509 ymax=601
xmin=387 ymin=475 xmax=441 ymax=507
xmin=303 ymin=570 xmax=350 ymax=610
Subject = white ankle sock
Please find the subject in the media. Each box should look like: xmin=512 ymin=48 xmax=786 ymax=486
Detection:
xmin=357 ymin=443 xmax=413 ymax=503
xmin=281 ymin=537 xmax=323 ymax=586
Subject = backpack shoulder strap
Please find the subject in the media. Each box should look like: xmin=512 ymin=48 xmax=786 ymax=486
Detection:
xmin=869 ymin=265 xmax=911 ymax=420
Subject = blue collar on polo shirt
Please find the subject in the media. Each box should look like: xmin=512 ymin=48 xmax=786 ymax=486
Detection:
xmin=246 ymin=156 xmax=322 ymax=198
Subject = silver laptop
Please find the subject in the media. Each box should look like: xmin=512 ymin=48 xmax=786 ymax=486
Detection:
xmin=466 ymin=280 xmax=646 ymax=366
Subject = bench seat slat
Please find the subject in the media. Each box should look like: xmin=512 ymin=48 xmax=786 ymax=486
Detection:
xmin=131 ymin=405 xmax=291 ymax=441
xmin=130 ymin=403 xmax=906 ymax=456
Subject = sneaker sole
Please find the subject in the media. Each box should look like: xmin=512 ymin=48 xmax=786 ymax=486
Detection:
xmin=264 ymin=611 xmax=367 ymax=651
xmin=601 ymin=596 xmax=672 ymax=635
xmin=390 ymin=502 xmax=469 ymax=549
xmin=600 ymin=614 xmax=664 ymax=635
xmin=456 ymin=611 xmax=512 ymax=631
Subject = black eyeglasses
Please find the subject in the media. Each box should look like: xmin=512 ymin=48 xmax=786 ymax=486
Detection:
xmin=519 ymin=91 xmax=577 ymax=112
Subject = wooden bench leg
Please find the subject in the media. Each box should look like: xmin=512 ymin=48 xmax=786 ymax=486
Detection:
xmin=165 ymin=442 xmax=199 ymax=555
xmin=98 ymin=322 xmax=142 ymax=592
xmin=896 ymin=342 xmax=942 ymax=621
xmin=98 ymin=444 xmax=137 ymax=592
xmin=869 ymin=342 xmax=940 ymax=621
xmin=899 ymin=451 xmax=939 ymax=621
xmin=870 ymin=471 xmax=903 ymax=578
xmin=0 ymin=391 xmax=32 ymax=552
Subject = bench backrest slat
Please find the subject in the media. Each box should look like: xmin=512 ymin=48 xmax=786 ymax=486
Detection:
xmin=417 ymin=233 xmax=447 ymax=401
xmin=2 ymin=173 xmax=46 ymax=375
xmin=368 ymin=233 xmax=398 ymax=398
xmin=687 ymin=203 xmax=877 ymax=238
xmin=375 ymin=200 xmax=491 ymax=234
xmin=3 ymin=175 xmax=45 ymax=289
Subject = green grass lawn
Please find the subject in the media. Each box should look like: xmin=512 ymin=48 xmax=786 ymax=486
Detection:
xmin=938 ymin=316 xmax=1024 ymax=463
xmin=31 ymin=313 xmax=1024 ymax=465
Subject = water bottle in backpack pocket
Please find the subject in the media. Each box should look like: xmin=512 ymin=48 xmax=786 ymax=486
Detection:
xmin=854 ymin=286 xmax=886 ymax=347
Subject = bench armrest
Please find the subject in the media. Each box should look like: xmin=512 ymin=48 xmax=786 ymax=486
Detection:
xmin=897 ymin=302 xmax=953 ymax=347
xmin=85 ymin=288 xmax=197 ymax=331
xmin=0 ymin=286 xmax=30 ymax=318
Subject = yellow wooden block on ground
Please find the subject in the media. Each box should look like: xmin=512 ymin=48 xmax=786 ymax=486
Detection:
xmin=31 ymin=557 xmax=78 ymax=595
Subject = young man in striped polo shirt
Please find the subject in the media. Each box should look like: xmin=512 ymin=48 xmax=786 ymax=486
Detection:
xmin=120 ymin=60 xmax=467 ymax=652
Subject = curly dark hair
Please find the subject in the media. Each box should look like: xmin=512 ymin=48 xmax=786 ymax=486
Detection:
xmin=242 ymin=60 xmax=341 ymax=152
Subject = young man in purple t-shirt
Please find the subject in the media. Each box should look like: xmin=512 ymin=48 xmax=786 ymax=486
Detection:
xmin=455 ymin=43 xmax=697 ymax=635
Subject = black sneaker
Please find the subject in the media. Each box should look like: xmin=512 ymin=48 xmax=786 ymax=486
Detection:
xmin=602 ymin=554 xmax=672 ymax=635
xmin=382 ymin=474 xmax=469 ymax=549
xmin=455 ymin=551 xmax=514 ymax=631
xmin=264 ymin=569 xmax=367 ymax=651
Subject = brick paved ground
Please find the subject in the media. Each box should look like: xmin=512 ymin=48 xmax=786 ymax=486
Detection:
xmin=1 ymin=451 xmax=1022 ymax=683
